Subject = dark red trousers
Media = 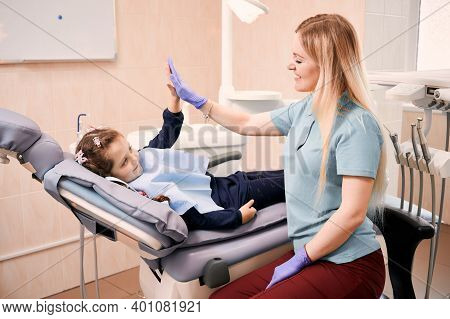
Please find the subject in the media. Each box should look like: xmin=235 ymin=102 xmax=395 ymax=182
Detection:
xmin=210 ymin=249 xmax=385 ymax=299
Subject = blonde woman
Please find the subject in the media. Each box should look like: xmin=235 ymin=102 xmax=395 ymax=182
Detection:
xmin=169 ymin=14 xmax=387 ymax=298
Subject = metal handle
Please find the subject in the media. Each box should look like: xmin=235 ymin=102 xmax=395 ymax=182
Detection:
xmin=416 ymin=118 xmax=431 ymax=164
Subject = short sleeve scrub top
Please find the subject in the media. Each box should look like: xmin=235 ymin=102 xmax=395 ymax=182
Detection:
xmin=270 ymin=92 xmax=383 ymax=264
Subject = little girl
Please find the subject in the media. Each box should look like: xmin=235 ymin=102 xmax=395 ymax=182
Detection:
xmin=75 ymin=72 xmax=285 ymax=231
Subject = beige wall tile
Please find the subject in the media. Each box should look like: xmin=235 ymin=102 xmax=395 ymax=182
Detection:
xmin=116 ymin=67 xmax=168 ymax=123
xmin=0 ymin=257 xmax=29 ymax=298
xmin=21 ymin=192 xmax=63 ymax=248
xmin=0 ymin=73 xmax=23 ymax=112
xmin=0 ymin=246 xmax=64 ymax=299
xmin=50 ymin=69 xmax=104 ymax=132
xmin=0 ymin=158 xmax=22 ymax=199
xmin=52 ymin=129 xmax=77 ymax=154
xmin=60 ymin=238 xmax=96 ymax=291
xmin=117 ymin=0 xmax=160 ymax=15
xmin=125 ymin=246 xmax=141 ymax=270
xmin=15 ymin=72 xmax=54 ymax=132
xmin=19 ymin=165 xmax=45 ymax=194
xmin=158 ymin=0 xmax=219 ymax=19
xmin=96 ymin=237 xmax=128 ymax=278
xmin=233 ymin=0 xmax=366 ymax=99
xmin=115 ymin=12 xmax=155 ymax=68
xmin=57 ymin=204 xmax=83 ymax=240
xmin=98 ymin=76 xmax=125 ymax=126
xmin=0 ymin=197 xmax=25 ymax=256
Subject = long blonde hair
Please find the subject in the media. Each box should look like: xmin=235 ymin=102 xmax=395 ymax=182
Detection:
xmin=296 ymin=14 xmax=387 ymax=212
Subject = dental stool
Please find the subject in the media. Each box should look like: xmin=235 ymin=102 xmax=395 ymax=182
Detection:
xmin=373 ymin=203 xmax=435 ymax=298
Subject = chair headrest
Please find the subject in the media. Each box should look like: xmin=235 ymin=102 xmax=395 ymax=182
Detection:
xmin=0 ymin=108 xmax=64 ymax=181
xmin=0 ymin=108 xmax=42 ymax=153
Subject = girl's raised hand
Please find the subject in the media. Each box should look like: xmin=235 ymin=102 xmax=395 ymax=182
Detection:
xmin=165 ymin=63 xmax=182 ymax=113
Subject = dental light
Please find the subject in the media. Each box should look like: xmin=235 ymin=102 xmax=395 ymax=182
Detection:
xmin=220 ymin=0 xmax=272 ymax=106
xmin=226 ymin=0 xmax=268 ymax=24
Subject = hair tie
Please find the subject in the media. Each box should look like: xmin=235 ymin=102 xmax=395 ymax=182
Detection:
xmin=86 ymin=125 xmax=105 ymax=134
xmin=85 ymin=127 xmax=96 ymax=133
xmin=93 ymin=136 xmax=102 ymax=147
xmin=75 ymin=150 xmax=88 ymax=165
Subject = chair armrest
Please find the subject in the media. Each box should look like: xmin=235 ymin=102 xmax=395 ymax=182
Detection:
xmin=208 ymin=151 xmax=242 ymax=169
xmin=381 ymin=205 xmax=435 ymax=240
xmin=373 ymin=204 xmax=435 ymax=298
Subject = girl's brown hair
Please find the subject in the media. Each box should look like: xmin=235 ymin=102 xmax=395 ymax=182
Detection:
xmin=76 ymin=128 xmax=170 ymax=204
xmin=75 ymin=128 xmax=122 ymax=177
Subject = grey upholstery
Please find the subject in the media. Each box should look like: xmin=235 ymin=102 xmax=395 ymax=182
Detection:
xmin=0 ymin=108 xmax=63 ymax=181
xmin=0 ymin=108 xmax=41 ymax=153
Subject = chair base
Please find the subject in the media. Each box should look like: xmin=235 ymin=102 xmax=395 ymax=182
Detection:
xmin=139 ymin=242 xmax=293 ymax=298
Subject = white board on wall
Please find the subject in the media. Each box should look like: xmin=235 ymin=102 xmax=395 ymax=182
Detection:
xmin=0 ymin=0 xmax=116 ymax=63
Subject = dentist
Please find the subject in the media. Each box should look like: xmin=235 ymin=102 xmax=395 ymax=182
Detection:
xmin=169 ymin=13 xmax=387 ymax=298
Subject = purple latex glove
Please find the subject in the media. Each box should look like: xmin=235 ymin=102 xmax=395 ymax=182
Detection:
xmin=266 ymin=246 xmax=312 ymax=290
xmin=167 ymin=57 xmax=208 ymax=109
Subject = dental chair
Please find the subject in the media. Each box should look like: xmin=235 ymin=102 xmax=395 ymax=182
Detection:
xmin=0 ymin=107 xmax=434 ymax=299
xmin=0 ymin=107 xmax=291 ymax=299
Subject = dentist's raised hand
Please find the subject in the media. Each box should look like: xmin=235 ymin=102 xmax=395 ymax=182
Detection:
xmin=167 ymin=57 xmax=208 ymax=109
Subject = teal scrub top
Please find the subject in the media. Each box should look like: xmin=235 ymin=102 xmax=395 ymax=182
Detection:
xmin=270 ymin=92 xmax=383 ymax=264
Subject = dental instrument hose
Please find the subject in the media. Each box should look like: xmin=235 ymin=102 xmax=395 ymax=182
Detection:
xmin=428 ymin=112 xmax=450 ymax=294
xmin=406 ymin=152 xmax=414 ymax=214
xmin=411 ymin=124 xmax=423 ymax=216
xmin=93 ymin=235 xmax=100 ymax=299
xmin=400 ymin=165 xmax=406 ymax=210
xmin=80 ymin=224 xmax=87 ymax=298
xmin=425 ymin=172 xmax=437 ymax=299
xmin=384 ymin=126 xmax=405 ymax=210
xmin=417 ymin=117 xmax=436 ymax=299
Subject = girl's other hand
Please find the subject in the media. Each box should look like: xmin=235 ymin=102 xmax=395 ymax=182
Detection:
xmin=240 ymin=199 xmax=257 ymax=224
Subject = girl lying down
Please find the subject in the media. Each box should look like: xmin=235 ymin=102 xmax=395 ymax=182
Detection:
xmin=74 ymin=71 xmax=285 ymax=231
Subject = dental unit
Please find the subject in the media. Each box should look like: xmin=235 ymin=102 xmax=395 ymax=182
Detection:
xmin=370 ymin=69 xmax=450 ymax=298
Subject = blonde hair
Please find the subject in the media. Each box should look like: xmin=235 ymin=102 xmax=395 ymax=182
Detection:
xmin=296 ymin=14 xmax=387 ymax=212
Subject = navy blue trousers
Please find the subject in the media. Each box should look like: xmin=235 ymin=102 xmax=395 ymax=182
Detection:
xmin=181 ymin=170 xmax=285 ymax=230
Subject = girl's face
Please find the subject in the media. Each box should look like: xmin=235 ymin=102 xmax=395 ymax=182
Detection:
xmin=108 ymin=135 xmax=142 ymax=183
xmin=287 ymin=35 xmax=320 ymax=92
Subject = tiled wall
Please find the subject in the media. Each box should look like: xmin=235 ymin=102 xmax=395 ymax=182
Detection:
xmin=417 ymin=0 xmax=450 ymax=70
xmin=233 ymin=0 xmax=366 ymax=98
xmin=363 ymin=0 xmax=417 ymax=196
xmin=0 ymin=0 xmax=365 ymax=298
xmin=363 ymin=0 xmax=419 ymax=71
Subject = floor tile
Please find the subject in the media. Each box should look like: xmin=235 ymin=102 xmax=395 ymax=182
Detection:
xmin=103 ymin=267 xmax=140 ymax=295
xmin=47 ymin=279 xmax=130 ymax=299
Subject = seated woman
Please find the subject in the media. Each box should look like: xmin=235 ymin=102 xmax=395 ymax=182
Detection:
xmin=74 ymin=75 xmax=285 ymax=231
